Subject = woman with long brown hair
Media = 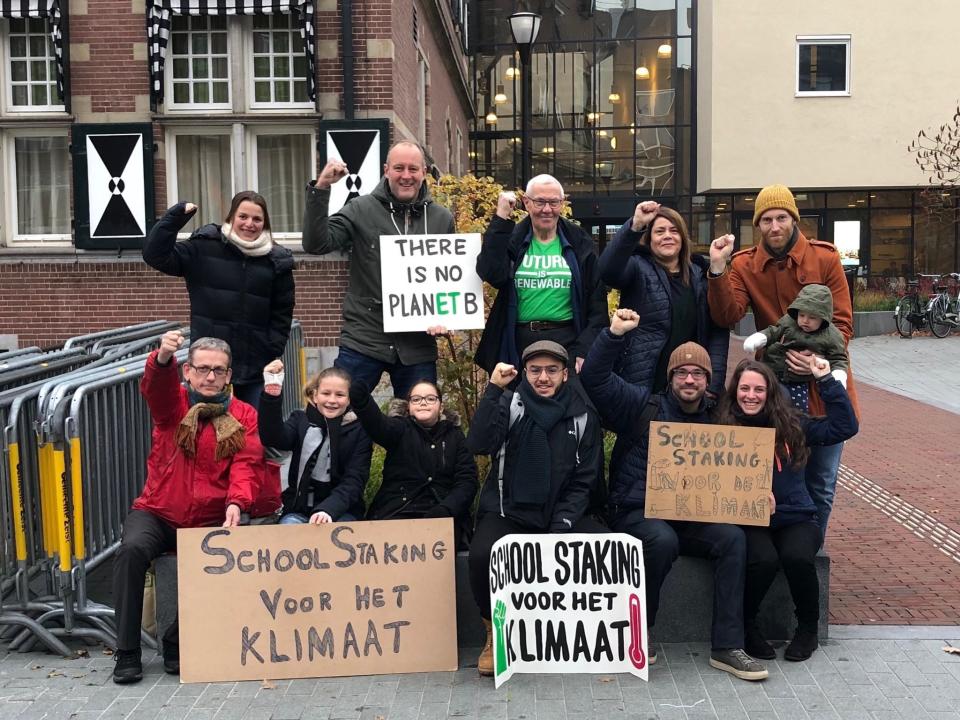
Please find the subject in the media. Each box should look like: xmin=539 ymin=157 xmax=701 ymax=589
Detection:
xmin=715 ymin=357 xmax=858 ymax=662
xmin=598 ymin=200 xmax=729 ymax=397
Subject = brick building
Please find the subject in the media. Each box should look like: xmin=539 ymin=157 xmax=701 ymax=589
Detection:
xmin=0 ymin=0 xmax=473 ymax=356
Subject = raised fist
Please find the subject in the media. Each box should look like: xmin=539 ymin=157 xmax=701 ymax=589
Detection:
xmin=490 ymin=363 xmax=518 ymax=389
xmin=263 ymin=359 xmax=284 ymax=396
xmin=631 ymin=201 xmax=660 ymax=232
xmin=610 ymin=308 xmax=640 ymax=336
xmin=709 ymin=234 xmax=735 ymax=274
xmin=157 ymin=330 xmax=184 ymax=365
xmin=183 ymin=202 xmax=198 ymax=214
xmin=316 ymin=160 xmax=349 ymax=189
xmin=496 ymin=191 xmax=517 ymax=220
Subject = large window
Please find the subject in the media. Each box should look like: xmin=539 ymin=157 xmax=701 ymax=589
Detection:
xmin=1 ymin=131 xmax=71 ymax=244
xmin=167 ymin=126 xmax=315 ymax=240
xmin=3 ymin=17 xmax=63 ymax=112
xmin=796 ymin=35 xmax=850 ymax=97
xmin=165 ymin=14 xmax=312 ymax=112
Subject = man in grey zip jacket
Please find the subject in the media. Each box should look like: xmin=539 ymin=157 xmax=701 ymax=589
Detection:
xmin=302 ymin=141 xmax=455 ymax=397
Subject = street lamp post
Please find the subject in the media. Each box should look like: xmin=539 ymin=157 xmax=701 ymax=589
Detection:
xmin=508 ymin=11 xmax=541 ymax=189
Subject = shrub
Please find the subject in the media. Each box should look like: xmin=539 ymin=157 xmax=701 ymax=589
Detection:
xmin=853 ymin=289 xmax=898 ymax=312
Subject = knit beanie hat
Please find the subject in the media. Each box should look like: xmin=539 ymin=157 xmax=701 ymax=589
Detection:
xmin=667 ymin=341 xmax=712 ymax=382
xmin=753 ymin=184 xmax=800 ymax=226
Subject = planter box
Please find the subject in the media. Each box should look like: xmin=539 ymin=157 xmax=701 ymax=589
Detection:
xmin=734 ymin=311 xmax=894 ymax=339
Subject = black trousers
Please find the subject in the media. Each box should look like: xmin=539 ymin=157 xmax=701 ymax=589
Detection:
xmin=112 ymin=509 xmax=180 ymax=652
xmin=743 ymin=522 xmax=822 ymax=632
xmin=515 ymin=324 xmax=578 ymax=364
xmin=612 ymin=508 xmax=747 ymax=650
xmin=468 ymin=513 xmax=607 ymax=620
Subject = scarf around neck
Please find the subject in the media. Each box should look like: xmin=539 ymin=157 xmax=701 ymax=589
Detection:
xmin=221 ymin=222 xmax=273 ymax=257
xmin=175 ymin=386 xmax=246 ymax=460
xmin=508 ymin=379 xmax=572 ymax=505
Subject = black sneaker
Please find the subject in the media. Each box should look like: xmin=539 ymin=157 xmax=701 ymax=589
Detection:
xmin=709 ymin=648 xmax=769 ymax=681
xmin=163 ymin=643 xmax=180 ymax=675
xmin=113 ymin=649 xmax=143 ymax=684
xmin=745 ymin=623 xmax=776 ymax=660
xmin=784 ymin=630 xmax=818 ymax=661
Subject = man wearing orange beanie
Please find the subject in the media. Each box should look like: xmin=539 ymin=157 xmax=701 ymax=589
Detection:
xmin=706 ymin=184 xmax=857 ymax=541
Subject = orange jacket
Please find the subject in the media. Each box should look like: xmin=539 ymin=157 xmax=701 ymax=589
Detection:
xmin=708 ymin=231 xmax=860 ymax=419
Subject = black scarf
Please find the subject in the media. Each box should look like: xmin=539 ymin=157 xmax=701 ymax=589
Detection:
xmin=509 ymin=379 xmax=571 ymax=504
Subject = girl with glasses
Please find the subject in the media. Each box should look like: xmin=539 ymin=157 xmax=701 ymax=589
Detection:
xmin=348 ymin=379 xmax=478 ymax=547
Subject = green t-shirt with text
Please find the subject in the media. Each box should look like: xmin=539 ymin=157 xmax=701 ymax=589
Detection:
xmin=515 ymin=237 xmax=573 ymax=323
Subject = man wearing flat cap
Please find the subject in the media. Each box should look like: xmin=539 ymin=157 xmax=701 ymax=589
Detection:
xmin=580 ymin=310 xmax=767 ymax=681
xmin=466 ymin=340 xmax=605 ymax=677
xmin=707 ymin=183 xmax=858 ymax=538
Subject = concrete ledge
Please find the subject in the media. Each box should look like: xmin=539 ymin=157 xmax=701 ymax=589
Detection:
xmin=735 ymin=312 xmax=895 ymax=339
xmin=157 ymin=549 xmax=829 ymax=650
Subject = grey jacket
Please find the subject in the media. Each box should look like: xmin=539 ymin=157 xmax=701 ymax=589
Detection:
xmin=302 ymin=178 xmax=455 ymax=364
xmin=760 ymin=283 xmax=849 ymax=383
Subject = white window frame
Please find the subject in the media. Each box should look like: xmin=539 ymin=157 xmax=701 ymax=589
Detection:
xmin=166 ymin=123 xmax=316 ymax=244
xmin=795 ymin=34 xmax=851 ymax=98
xmin=1 ymin=127 xmax=72 ymax=246
xmin=246 ymin=124 xmax=317 ymax=242
xmin=0 ymin=17 xmax=66 ymax=114
xmin=164 ymin=14 xmax=234 ymax=113
xmin=245 ymin=14 xmax=313 ymax=111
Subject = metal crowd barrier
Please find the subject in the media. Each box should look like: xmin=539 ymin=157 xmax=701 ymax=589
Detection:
xmin=280 ymin=319 xmax=307 ymax=419
xmin=62 ymin=321 xmax=176 ymax=353
xmin=0 ymin=347 xmax=42 ymax=362
xmin=1 ymin=320 xmax=306 ymax=655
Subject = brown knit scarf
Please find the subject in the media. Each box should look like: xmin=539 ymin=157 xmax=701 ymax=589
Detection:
xmin=175 ymin=389 xmax=246 ymax=460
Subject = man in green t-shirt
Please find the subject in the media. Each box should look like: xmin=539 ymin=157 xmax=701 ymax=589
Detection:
xmin=475 ymin=174 xmax=607 ymax=375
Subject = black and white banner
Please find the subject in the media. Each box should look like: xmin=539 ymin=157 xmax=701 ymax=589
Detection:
xmin=319 ymin=119 xmax=391 ymax=216
xmin=72 ymin=124 xmax=155 ymax=250
xmin=0 ymin=0 xmax=65 ymax=99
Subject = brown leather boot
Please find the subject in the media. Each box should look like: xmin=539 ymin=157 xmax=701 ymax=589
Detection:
xmin=477 ymin=619 xmax=494 ymax=676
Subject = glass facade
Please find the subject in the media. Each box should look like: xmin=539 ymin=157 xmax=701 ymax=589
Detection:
xmin=470 ymin=0 xmax=693 ymax=223
xmin=467 ymin=1 xmax=959 ymax=281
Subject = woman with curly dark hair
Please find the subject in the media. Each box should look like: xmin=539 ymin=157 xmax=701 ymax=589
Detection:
xmin=715 ymin=357 xmax=858 ymax=662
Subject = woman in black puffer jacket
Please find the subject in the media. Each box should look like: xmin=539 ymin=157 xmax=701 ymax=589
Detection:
xmin=143 ymin=192 xmax=295 ymax=407
xmin=259 ymin=365 xmax=372 ymax=523
xmin=349 ymin=379 xmax=478 ymax=547
xmin=599 ymin=201 xmax=729 ymax=397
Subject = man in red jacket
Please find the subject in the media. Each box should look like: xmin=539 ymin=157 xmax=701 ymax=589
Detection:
xmin=112 ymin=331 xmax=274 ymax=684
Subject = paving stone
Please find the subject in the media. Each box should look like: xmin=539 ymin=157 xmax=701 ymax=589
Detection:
xmin=865 ymin=672 xmax=911 ymax=698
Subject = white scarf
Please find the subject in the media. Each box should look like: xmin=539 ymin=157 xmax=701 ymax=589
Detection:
xmin=221 ymin=222 xmax=274 ymax=257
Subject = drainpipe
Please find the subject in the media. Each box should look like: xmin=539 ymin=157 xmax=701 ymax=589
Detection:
xmin=342 ymin=0 xmax=355 ymax=119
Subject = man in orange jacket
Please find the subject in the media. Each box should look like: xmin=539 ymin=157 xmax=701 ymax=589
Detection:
xmin=112 ymin=331 xmax=279 ymax=684
xmin=706 ymin=184 xmax=858 ymax=542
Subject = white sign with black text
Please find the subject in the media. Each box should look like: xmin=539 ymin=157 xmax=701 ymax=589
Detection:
xmin=379 ymin=233 xmax=485 ymax=332
xmin=489 ymin=533 xmax=650 ymax=688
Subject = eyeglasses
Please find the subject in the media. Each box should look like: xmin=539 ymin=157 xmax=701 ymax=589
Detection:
xmin=526 ymin=365 xmax=563 ymax=378
xmin=527 ymin=197 xmax=563 ymax=210
xmin=673 ymin=368 xmax=707 ymax=380
xmin=189 ymin=365 xmax=230 ymax=378
xmin=409 ymin=394 xmax=440 ymax=405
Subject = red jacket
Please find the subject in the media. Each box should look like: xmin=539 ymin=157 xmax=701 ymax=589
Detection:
xmin=708 ymin=231 xmax=860 ymax=419
xmin=132 ymin=351 xmax=279 ymax=528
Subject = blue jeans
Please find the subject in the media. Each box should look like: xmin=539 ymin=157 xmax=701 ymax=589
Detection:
xmin=613 ymin=508 xmax=746 ymax=650
xmin=232 ymin=382 xmax=264 ymax=409
xmin=804 ymin=442 xmax=843 ymax=538
xmin=279 ymin=512 xmax=358 ymax=524
xmin=334 ymin=346 xmax=436 ymax=399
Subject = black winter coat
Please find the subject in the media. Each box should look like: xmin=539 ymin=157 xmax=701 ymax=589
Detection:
xmin=580 ymin=329 xmax=714 ymax=518
xmin=599 ymin=222 xmax=728 ymax=396
xmin=143 ymin=203 xmax=296 ymax=385
xmin=474 ymin=215 xmax=607 ymax=372
xmin=348 ymin=383 xmax=478 ymax=536
xmin=258 ymin=392 xmax=372 ymax=520
xmin=467 ymin=380 xmax=602 ymax=531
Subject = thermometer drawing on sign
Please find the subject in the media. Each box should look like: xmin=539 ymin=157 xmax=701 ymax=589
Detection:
xmin=628 ymin=593 xmax=646 ymax=669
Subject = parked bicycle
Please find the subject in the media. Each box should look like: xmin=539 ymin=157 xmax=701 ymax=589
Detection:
xmin=926 ymin=272 xmax=960 ymax=338
xmin=894 ymin=274 xmax=940 ymax=338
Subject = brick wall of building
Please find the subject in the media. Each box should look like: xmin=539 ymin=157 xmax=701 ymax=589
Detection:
xmin=0 ymin=258 xmax=349 ymax=349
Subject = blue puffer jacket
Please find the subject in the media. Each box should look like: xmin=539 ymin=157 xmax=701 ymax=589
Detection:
xmin=766 ymin=376 xmax=859 ymax=528
xmin=598 ymin=222 xmax=729 ymax=396
xmin=580 ymin=329 xmax=714 ymax=520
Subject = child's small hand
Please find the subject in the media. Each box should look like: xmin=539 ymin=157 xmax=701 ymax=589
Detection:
xmin=743 ymin=332 xmax=767 ymax=353
xmin=263 ymin=359 xmax=284 ymax=395
xmin=309 ymin=511 xmax=333 ymax=524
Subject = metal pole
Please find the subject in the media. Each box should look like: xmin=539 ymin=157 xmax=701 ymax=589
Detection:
xmin=520 ymin=46 xmax=532 ymax=189
xmin=342 ymin=0 xmax=355 ymax=120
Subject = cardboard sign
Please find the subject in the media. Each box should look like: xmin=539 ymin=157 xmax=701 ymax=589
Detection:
xmin=489 ymin=533 xmax=649 ymax=688
xmin=644 ymin=422 xmax=775 ymax=526
xmin=379 ymin=233 xmax=485 ymax=332
xmin=177 ymin=520 xmax=457 ymax=683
